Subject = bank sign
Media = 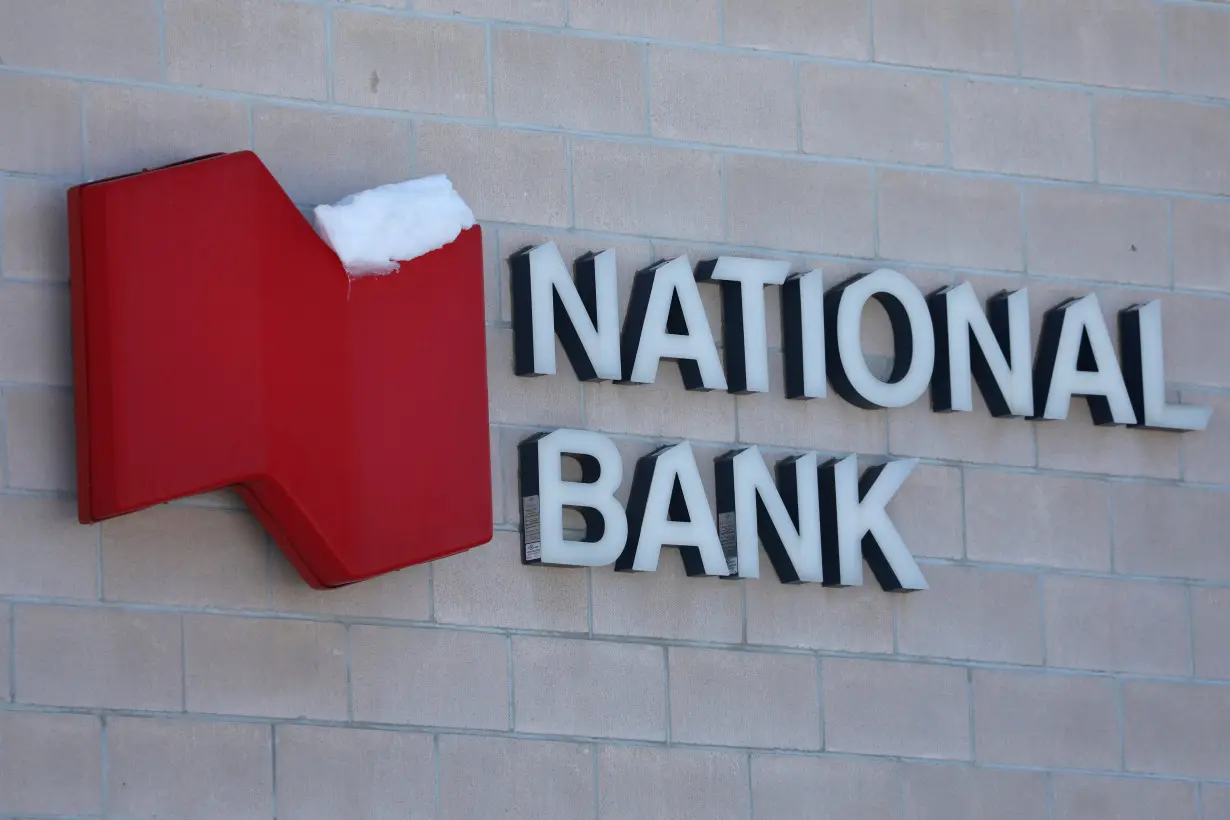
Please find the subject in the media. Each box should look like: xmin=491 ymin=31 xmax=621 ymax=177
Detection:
xmin=68 ymin=151 xmax=1208 ymax=593
xmin=511 ymin=243 xmax=1210 ymax=593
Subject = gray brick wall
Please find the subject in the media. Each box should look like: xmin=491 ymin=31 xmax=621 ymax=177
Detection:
xmin=2 ymin=0 xmax=1230 ymax=817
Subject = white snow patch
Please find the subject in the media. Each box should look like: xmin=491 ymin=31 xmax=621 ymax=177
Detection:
xmin=313 ymin=175 xmax=476 ymax=277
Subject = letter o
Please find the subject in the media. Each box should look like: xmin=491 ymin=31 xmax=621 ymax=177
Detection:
xmin=827 ymin=269 xmax=936 ymax=409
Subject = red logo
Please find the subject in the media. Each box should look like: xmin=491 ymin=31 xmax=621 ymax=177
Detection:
xmin=68 ymin=151 xmax=492 ymax=588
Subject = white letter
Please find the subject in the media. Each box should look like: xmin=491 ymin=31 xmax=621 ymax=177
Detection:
xmin=929 ymin=282 xmax=1033 ymax=416
xmin=510 ymin=242 xmax=622 ymax=381
xmin=1034 ymin=294 xmax=1136 ymax=425
xmin=518 ymin=429 xmax=627 ymax=567
xmin=828 ymin=270 xmax=936 ymax=409
xmin=818 ymin=456 xmax=927 ymax=592
xmin=617 ymin=442 xmax=731 ymax=576
xmin=696 ymin=257 xmax=792 ymax=394
xmin=622 ymin=257 xmax=727 ymax=390
xmin=782 ymin=269 xmax=826 ymax=399
xmin=1119 ymin=301 xmax=1211 ymax=431
xmin=714 ymin=448 xmax=823 ymax=583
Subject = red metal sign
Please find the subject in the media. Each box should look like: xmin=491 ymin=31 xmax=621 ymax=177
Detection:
xmin=68 ymin=151 xmax=492 ymax=588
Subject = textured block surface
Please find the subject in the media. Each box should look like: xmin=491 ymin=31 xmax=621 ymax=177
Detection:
xmin=3 ymin=0 xmax=1229 ymax=813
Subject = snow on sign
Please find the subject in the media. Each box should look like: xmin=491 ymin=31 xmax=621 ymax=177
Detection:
xmin=511 ymin=243 xmax=1211 ymax=592
xmin=314 ymin=174 xmax=476 ymax=277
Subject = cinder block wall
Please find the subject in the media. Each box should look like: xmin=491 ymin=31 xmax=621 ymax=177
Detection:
xmin=2 ymin=0 xmax=1230 ymax=817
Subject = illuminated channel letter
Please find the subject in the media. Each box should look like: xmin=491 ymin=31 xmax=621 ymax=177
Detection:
xmin=616 ymin=442 xmax=732 ymax=577
xmin=929 ymin=283 xmax=1033 ymax=417
xmin=518 ymin=429 xmax=628 ymax=567
xmin=510 ymin=242 xmax=622 ymax=381
xmin=826 ymin=270 xmax=936 ymax=409
xmin=1033 ymin=294 xmax=1136 ymax=425
xmin=621 ymin=256 xmax=727 ymax=390
xmin=818 ymin=456 xmax=927 ymax=592
xmin=714 ymin=448 xmax=823 ymax=583
xmin=1119 ymin=301 xmax=1212 ymax=431
xmin=781 ymin=269 xmax=827 ymax=399
xmin=695 ymin=256 xmax=792 ymax=394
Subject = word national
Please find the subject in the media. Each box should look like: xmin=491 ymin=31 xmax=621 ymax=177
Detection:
xmin=509 ymin=243 xmax=1210 ymax=592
